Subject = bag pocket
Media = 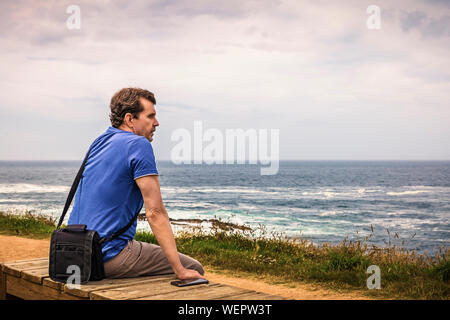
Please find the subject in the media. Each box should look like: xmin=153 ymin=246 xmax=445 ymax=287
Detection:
xmin=89 ymin=237 xmax=105 ymax=281
xmin=54 ymin=243 xmax=85 ymax=277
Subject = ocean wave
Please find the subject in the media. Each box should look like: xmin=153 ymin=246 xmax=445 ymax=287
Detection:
xmin=0 ymin=199 xmax=37 ymax=203
xmin=163 ymin=185 xmax=450 ymax=200
xmin=320 ymin=210 xmax=338 ymax=217
xmin=166 ymin=201 xmax=218 ymax=209
xmin=0 ymin=183 xmax=69 ymax=194
xmin=387 ymin=190 xmax=431 ymax=196
xmin=161 ymin=186 xmax=277 ymax=195
xmin=299 ymin=189 xmax=370 ymax=199
xmin=0 ymin=205 xmax=62 ymax=217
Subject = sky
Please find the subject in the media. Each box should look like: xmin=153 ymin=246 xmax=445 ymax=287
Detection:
xmin=0 ymin=0 xmax=449 ymax=161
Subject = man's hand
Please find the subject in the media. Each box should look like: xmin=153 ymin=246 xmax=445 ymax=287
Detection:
xmin=176 ymin=267 xmax=207 ymax=280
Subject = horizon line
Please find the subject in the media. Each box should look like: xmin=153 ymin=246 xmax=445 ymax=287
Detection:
xmin=1 ymin=159 xmax=450 ymax=162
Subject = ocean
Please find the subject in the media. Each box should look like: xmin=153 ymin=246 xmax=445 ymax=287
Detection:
xmin=0 ymin=160 xmax=449 ymax=254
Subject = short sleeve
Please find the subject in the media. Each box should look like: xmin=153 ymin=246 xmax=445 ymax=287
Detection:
xmin=128 ymin=137 xmax=159 ymax=180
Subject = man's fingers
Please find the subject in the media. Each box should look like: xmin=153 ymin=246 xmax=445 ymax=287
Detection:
xmin=187 ymin=271 xmax=206 ymax=280
xmin=191 ymin=269 xmax=206 ymax=280
xmin=178 ymin=268 xmax=207 ymax=280
xmin=196 ymin=272 xmax=207 ymax=280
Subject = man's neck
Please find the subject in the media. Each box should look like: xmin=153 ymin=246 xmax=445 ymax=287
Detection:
xmin=117 ymin=125 xmax=133 ymax=133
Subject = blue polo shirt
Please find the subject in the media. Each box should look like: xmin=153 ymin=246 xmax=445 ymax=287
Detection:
xmin=67 ymin=126 xmax=158 ymax=262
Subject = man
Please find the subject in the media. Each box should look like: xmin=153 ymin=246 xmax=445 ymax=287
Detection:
xmin=67 ymin=87 xmax=205 ymax=280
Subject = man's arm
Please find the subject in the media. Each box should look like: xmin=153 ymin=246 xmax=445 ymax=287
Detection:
xmin=135 ymin=175 xmax=206 ymax=280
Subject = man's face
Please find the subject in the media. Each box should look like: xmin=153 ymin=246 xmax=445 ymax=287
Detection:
xmin=132 ymin=98 xmax=159 ymax=142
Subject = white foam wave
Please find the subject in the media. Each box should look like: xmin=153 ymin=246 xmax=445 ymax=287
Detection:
xmin=0 ymin=199 xmax=37 ymax=203
xmin=298 ymin=187 xmax=385 ymax=199
xmin=162 ymin=185 xmax=449 ymax=201
xmin=161 ymin=186 xmax=276 ymax=195
xmin=0 ymin=206 xmax=62 ymax=217
xmin=237 ymin=204 xmax=258 ymax=211
xmin=0 ymin=183 xmax=69 ymax=193
xmin=167 ymin=201 xmax=218 ymax=209
xmin=387 ymin=190 xmax=430 ymax=196
xmin=320 ymin=211 xmax=337 ymax=217
xmin=200 ymin=187 xmax=266 ymax=194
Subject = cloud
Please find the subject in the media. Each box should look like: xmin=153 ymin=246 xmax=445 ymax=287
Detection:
xmin=400 ymin=10 xmax=450 ymax=36
xmin=0 ymin=0 xmax=449 ymax=160
xmin=424 ymin=15 xmax=450 ymax=36
xmin=148 ymin=0 xmax=282 ymax=19
xmin=400 ymin=10 xmax=427 ymax=31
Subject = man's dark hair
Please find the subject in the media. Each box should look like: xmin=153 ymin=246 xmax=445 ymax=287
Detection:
xmin=109 ymin=88 xmax=156 ymax=128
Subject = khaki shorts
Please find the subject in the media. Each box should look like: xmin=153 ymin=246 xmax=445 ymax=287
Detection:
xmin=104 ymin=239 xmax=204 ymax=278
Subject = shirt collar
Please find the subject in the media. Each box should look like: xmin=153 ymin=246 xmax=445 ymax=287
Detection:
xmin=107 ymin=126 xmax=134 ymax=134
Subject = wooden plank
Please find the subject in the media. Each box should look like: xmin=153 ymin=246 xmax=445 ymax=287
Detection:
xmin=2 ymin=257 xmax=48 ymax=264
xmin=21 ymin=267 xmax=49 ymax=284
xmin=220 ymin=291 xmax=287 ymax=300
xmin=3 ymin=259 xmax=48 ymax=277
xmin=0 ymin=269 xmax=6 ymax=300
xmin=5 ymin=274 xmax=84 ymax=300
xmin=64 ymin=274 xmax=176 ymax=298
xmin=91 ymin=280 xmax=221 ymax=300
xmin=134 ymin=284 xmax=253 ymax=300
xmin=43 ymin=277 xmax=64 ymax=290
xmin=1 ymin=258 xmax=288 ymax=301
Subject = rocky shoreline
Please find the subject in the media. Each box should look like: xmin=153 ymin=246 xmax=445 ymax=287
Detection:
xmin=138 ymin=214 xmax=252 ymax=232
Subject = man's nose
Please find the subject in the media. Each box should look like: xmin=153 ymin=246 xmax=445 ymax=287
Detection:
xmin=154 ymin=118 xmax=160 ymax=126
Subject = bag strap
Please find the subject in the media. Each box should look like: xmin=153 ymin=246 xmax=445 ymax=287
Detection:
xmin=56 ymin=146 xmax=93 ymax=229
xmin=98 ymin=209 xmax=141 ymax=245
xmin=56 ymin=143 xmax=141 ymax=245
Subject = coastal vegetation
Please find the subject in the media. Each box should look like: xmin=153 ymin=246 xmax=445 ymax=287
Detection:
xmin=1 ymin=210 xmax=448 ymax=299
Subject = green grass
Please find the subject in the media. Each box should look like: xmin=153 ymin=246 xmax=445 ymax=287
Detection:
xmin=0 ymin=210 xmax=57 ymax=239
xmin=1 ymin=211 xmax=448 ymax=299
xmin=135 ymin=224 xmax=449 ymax=299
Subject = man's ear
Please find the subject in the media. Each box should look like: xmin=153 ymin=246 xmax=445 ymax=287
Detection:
xmin=123 ymin=112 xmax=134 ymax=127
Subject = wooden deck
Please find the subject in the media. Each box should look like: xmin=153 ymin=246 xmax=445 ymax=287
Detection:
xmin=0 ymin=258 xmax=286 ymax=300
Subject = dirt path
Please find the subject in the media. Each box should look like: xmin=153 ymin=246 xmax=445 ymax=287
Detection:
xmin=0 ymin=235 xmax=372 ymax=300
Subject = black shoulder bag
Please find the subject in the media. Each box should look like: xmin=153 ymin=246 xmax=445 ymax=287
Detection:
xmin=49 ymin=146 xmax=141 ymax=284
